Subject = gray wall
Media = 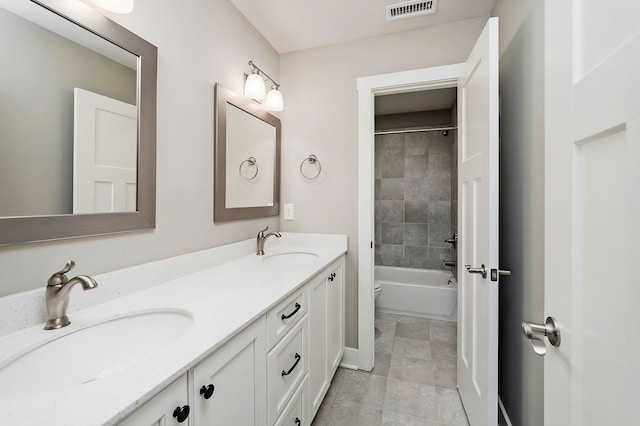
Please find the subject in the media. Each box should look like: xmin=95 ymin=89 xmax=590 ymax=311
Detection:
xmin=279 ymin=17 xmax=488 ymax=348
xmin=0 ymin=8 xmax=136 ymax=216
xmin=493 ymin=1 xmax=545 ymax=424
xmin=0 ymin=0 xmax=281 ymax=297
xmin=374 ymin=123 xmax=454 ymax=270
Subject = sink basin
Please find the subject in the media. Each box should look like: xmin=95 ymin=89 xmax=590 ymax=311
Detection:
xmin=0 ymin=310 xmax=192 ymax=398
xmin=263 ymin=252 xmax=319 ymax=265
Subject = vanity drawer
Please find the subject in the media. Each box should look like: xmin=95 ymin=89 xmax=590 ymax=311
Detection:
xmin=267 ymin=314 xmax=308 ymax=425
xmin=274 ymin=376 xmax=308 ymax=426
xmin=267 ymin=288 xmax=307 ymax=349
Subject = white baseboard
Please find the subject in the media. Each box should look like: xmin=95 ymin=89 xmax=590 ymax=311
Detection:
xmin=338 ymin=347 xmax=359 ymax=370
xmin=498 ymin=396 xmax=513 ymax=426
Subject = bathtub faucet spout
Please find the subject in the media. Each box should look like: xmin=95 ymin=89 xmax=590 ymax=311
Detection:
xmin=442 ymin=260 xmax=457 ymax=268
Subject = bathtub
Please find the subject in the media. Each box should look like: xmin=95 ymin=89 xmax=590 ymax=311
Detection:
xmin=375 ymin=265 xmax=457 ymax=322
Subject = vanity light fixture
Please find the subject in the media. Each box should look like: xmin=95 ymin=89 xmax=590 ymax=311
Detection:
xmin=88 ymin=0 xmax=134 ymax=14
xmin=244 ymin=61 xmax=284 ymax=112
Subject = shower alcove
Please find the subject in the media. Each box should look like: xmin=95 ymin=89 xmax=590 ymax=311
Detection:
xmin=373 ymin=88 xmax=459 ymax=320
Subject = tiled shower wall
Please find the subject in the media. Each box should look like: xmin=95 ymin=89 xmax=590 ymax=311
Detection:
xmin=374 ymin=130 xmax=454 ymax=270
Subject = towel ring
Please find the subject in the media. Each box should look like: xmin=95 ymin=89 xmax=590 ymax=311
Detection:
xmin=300 ymin=154 xmax=321 ymax=180
xmin=239 ymin=157 xmax=258 ymax=180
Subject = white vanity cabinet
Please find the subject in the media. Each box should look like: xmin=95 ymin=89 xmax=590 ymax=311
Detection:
xmin=309 ymin=258 xmax=345 ymax=419
xmin=191 ymin=317 xmax=267 ymax=425
xmin=118 ymin=374 xmax=190 ymax=426
xmin=118 ymin=254 xmax=345 ymax=426
xmin=119 ymin=318 xmax=267 ymax=426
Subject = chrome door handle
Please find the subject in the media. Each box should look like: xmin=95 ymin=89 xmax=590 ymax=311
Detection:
xmin=490 ymin=268 xmax=511 ymax=281
xmin=465 ymin=264 xmax=487 ymax=279
xmin=522 ymin=316 xmax=561 ymax=356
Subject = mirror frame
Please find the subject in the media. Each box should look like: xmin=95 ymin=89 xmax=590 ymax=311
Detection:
xmin=0 ymin=0 xmax=157 ymax=246
xmin=214 ymin=83 xmax=280 ymax=222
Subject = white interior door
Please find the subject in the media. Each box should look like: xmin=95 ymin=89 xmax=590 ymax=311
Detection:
xmin=456 ymin=17 xmax=499 ymax=426
xmin=543 ymin=1 xmax=640 ymax=425
xmin=73 ymin=88 xmax=137 ymax=213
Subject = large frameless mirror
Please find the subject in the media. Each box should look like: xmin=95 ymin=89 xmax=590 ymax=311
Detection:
xmin=0 ymin=0 xmax=157 ymax=245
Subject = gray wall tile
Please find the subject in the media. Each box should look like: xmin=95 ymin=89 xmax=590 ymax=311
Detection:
xmin=405 ymin=154 xmax=429 ymax=178
xmin=405 ymin=200 xmax=429 ymax=223
xmin=382 ymin=223 xmax=404 ymax=245
xmin=374 ymin=115 xmax=456 ymax=271
xmin=377 ymin=134 xmax=405 ymax=178
xmin=426 ymin=247 xmax=450 ymax=270
xmin=403 ymin=179 xmax=430 ymax=202
xmin=428 ymin=202 xmax=452 ymax=247
xmin=405 ymin=223 xmax=428 ymax=247
xmin=380 ymin=179 xmax=404 ymax=200
xmin=377 ymin=244 xmax=406 ymax=267
xmin=424 ymin=177 xmax=451 ymax=201
xmin=428 ymin=152 xmax=451 ymax=177
xmin=404 ymin=246 xmax=429 ymax=269
xmin=405 ymin=135 xmax=427 ymax=156
xmin=379 ymin=200 xmax=404 ymax=223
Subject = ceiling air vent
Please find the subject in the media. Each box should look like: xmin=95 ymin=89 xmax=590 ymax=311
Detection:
xmin=386 ymin=0 xmax=438 ymax=21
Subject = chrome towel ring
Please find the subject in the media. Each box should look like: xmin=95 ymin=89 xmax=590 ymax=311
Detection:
xmin=300 ymin=154 xmax=321 ymax=180
xmin=239 ymin=156 xmax=258 ymax=180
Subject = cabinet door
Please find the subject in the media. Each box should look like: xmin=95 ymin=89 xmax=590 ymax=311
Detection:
xmin=192 ymin=317 xmax=267 ymax=426
xmin=326 ymin=260 xmax=344 ymax=377
xmin=118 ymin=374 xmax=189 ymax=426
xmin=308 ymin=273 xmax=328 ymax=418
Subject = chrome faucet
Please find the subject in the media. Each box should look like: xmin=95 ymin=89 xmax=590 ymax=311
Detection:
xmin=256 ymin=226 xmax=281 ymax=255
xmin=44 ymin=261 xmax=98 ymax=330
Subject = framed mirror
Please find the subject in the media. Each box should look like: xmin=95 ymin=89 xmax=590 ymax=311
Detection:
xmin=214 ymin=83 xmax=280 ymax=222
xmin=0 ymin=0 xmax=157 ymax=245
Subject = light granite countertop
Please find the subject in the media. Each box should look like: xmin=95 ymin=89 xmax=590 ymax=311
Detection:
xmin=0 ymin=233 xmax=347 ymax=426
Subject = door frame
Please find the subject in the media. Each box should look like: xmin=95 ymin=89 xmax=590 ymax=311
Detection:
xmin=356 ymin=63 xmax=464 ymax=370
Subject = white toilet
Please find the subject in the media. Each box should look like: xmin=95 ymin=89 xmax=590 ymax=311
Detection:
xmin=374 ymin=281 xmax=382 ymax=303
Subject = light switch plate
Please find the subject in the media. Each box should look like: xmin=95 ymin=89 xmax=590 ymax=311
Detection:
xmin=283 ymin=203 xmax=294 ymax=220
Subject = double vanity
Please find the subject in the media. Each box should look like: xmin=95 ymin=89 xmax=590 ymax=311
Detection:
xmin=0 ymin=233 xmax=347 ymax=425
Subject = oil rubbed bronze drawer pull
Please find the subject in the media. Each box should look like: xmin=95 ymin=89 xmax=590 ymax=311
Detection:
xmin=281 ymin=303 xmax=301 ymax=321
xmin=281 ymin=353 xmax=301 ymax=376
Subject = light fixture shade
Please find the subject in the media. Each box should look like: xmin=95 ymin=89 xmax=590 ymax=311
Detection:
xmin=264 ymin=87 xmax=284 ymax=112
xmin=244 ymin=73 xmax=266 ymax=101
xmin=89 ymin=0 xmax=134 ymax=13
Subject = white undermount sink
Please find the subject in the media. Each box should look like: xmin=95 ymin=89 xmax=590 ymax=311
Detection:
xmin=263 ymin=252 xmax=319 ymax=265
xmin=0 ymin=310 xmax=192 ymax=398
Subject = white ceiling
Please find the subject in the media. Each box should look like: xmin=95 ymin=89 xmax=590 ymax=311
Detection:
xmin=229 ymin=0 xmax=496 ymax=53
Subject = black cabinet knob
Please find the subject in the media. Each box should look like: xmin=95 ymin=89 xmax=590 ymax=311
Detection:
xmin=200 ymin=384 xmax=215 ymax=399
xmin=172 ymin=405 xmax=190 ymax=423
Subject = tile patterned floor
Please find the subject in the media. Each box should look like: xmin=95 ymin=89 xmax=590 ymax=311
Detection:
xmin=312 ymin=313 xmax=469 ymax=426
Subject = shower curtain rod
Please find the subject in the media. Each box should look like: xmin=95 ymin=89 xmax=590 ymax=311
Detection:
xmin=374 ymin=125 xmax=457 ymax=136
